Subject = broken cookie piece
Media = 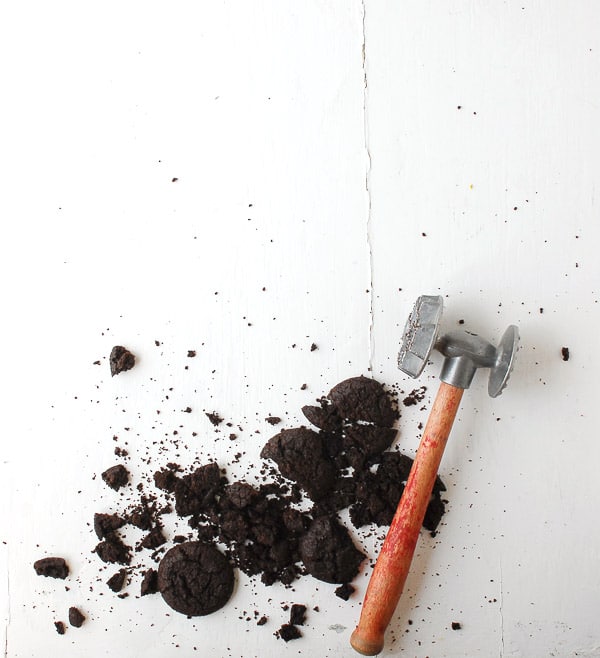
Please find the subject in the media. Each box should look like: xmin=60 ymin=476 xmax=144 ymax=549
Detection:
xmin=299 ymin=516 xmax=364 ymax=584
xmin=68 ymin=606 xmax=85 ymax=628
xmin=101 ymin=464 xmax=129 ymax=491
xmin=140 ymin=568 xmax=158 ymax=596
xmin=289 ymin=604 xmax=306 ymax=626
xmin=328 ymin=376 xmax=398 ymax=427
xmin=334 ymin=583 xmax=355 ymax=600
xmin=109 ymin=345 xmax=135 ymax=376
xmin=106 ymin=568 xmax=127 ymax=592
xmin=277 ymin=623 xmax=302 ymax=642
xmin=94 ymin=536 xmax=131 ymax=565
xmin=260 ymin=428 xmax=336 ymax=501
xmin=93 ymin=513 xmax=125 ymax=540
xmin=33 ymin=557 xmax=69 ymax=579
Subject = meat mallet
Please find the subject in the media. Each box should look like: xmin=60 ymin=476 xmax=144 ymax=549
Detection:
xmin=350 ymin=295 xmax=519 ymax=655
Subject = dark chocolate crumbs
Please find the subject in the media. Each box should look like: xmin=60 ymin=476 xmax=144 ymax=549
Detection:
xmin=205 ymin=412 xmax=223 ymax=426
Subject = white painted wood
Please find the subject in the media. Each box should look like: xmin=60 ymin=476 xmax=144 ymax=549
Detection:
xmin=1 ymin=1 xmax=598 ymax=656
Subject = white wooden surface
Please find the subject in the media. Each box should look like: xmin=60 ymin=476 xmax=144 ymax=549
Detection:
xmin=1 ymin=2 xmax=599 ymax=656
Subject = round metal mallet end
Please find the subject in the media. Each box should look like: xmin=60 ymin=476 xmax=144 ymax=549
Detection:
xmin=488 ymin=325 xmax=520 ymax=398
xmin=398 ymin=295 xmax=444 ymax=379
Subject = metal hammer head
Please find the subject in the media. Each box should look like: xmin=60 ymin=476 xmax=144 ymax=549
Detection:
xmin=398 ymin=295 xmax=519 ymax=397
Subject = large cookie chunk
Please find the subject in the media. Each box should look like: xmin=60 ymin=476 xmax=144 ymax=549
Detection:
xmin=328 ymin=376 xmax=398 ymax=427
xmin=260 ymin=428 xmax=336 ymax=501
xmin=299 ymin=516 xmax=365 ymax=584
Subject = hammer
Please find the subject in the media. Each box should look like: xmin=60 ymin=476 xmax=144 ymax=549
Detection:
xmin=350 ymin=295 xmax=519 ymax=656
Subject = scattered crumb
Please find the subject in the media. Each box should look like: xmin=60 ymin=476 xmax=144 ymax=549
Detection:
xmin=68 ymin=607 xmax=85 ymax=628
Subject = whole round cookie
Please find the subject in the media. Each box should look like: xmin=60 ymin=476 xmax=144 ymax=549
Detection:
xmin=157 ymin=541 xmax=234 ymax=616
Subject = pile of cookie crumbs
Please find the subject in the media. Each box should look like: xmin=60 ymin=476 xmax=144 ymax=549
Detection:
xmin=34 ymin=346 xmax=446 ymax=640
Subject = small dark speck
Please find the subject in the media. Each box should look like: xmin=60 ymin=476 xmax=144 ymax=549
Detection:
xmin=171 ymin=177 xmax=178 ymax=182
xmin=421 ymin=232 xmax=427 ymax=237
xmin=310 ymin=343 xmax=317 ymax=352
xmin=539 ymin=308 xmax=544 ymax=314
xmin=458 ymin=319 xmax=465 ymax=325
xmin=457 ymin=105 xmax=462 ymax=110
xmin=451 ymin=622 xmax=462 ymax=630
xmin=187 ymin=350 xmax=196 ymax=358
xmin=300 ymin=384 xmax=307 ymax=391
xmin=561 ymin=347 xmax=570 ymax=361
xmin=513 ymin=206 xmax=518 ymax=211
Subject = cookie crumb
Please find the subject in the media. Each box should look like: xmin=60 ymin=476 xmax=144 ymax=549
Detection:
xmin=33 ymin=557 xmax=69 ymax=579
xmin=289 ymin=604 xmax=307 ymax=626
xmin=68 ymin=607 xmax=85 ymax=628
xmin=101 ymin=464 xmax=129 ymax=491
xmin=106 ymin=569 xmax=127 ymax=592
xmin=109 ymin=346 xmax=135 ymax=376
xmin=205 ymin=412 xmax=223 ymax=426
xmin=334 ymin=583 xmax=355 ymax=600
xmin=141 ymin=569 xmax=159 ymax=596
xmin=277 ymin=623 xmax=302 ymax=642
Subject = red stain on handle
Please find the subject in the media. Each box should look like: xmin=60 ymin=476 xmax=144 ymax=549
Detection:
xmin=350 ymin=383 xmax=464 ymax=656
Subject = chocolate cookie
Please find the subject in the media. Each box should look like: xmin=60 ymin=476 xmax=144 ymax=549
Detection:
xmin=299 ymin=516 xmax=365 ymax=584
xmin=260 ymin=428 xmax=336 ymax=501
xmin=157 ymin=541 xmax=234 ymax=616
xmin=328 ymin=376 xmax=398 ymax=427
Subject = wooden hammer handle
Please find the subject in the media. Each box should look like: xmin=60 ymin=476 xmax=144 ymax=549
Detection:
xmin=350 ymin=382 xmax=464 ymax=656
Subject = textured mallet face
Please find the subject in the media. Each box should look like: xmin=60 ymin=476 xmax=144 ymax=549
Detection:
xmin=398 ymin=295 xmax=443 ymax=378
